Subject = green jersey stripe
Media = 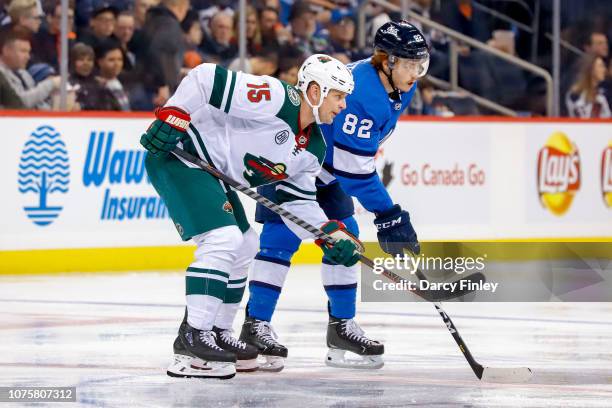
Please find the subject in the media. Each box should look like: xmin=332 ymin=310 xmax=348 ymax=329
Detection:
xmin=278 ymin=181 xmax=316 ymax=196
xmin=186 ymin=267 xmax=230 ymax=279
xmin=219 ymin=70 xmax=233 ymax=111
xmin=209 ymin=65 xmax=228 ymax=109
xmin=186 ymin=276 xmax=227 ymax=299
xmin=187 ymin=125 xmax=232 ymax=192
xmin=276 ymin=189 xmax=316 ymax=204
xmin=228 ymin=276 xmax=248 ymax=284
xmin=223 ymin=286 xmax=245 ymax=304
xmin=224 ymin=71 xmax=237 ymax=113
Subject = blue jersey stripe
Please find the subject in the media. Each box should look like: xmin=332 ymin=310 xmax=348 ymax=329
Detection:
xmin=334 ymin=141 xmax=378 ymax=157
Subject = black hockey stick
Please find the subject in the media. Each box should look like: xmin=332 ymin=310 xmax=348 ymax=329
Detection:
xmin=171 ymin=146 xmax=479 ymax=302
xmin=171 ymin=147 xmax=532 ymax=382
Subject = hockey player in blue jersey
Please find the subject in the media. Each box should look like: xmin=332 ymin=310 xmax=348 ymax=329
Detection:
xmin=239 ymin=21 xmax=430 ymax=371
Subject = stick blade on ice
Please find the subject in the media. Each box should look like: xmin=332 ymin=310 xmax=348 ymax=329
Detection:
xmin=480 ymin=366 xmax=533 ymax=383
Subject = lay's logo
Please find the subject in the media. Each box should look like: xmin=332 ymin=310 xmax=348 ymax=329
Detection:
xmin=602 ymin=141 xmax=612 ymax=208
xmin=537 ymin=132 xmax=581 ymax=216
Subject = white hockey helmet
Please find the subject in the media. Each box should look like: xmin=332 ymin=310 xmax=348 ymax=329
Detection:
xmin=297 ymin=54 xmax=354 ymax=124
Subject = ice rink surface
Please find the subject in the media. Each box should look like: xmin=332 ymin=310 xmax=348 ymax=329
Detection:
xmin=1 ymin=266 xmax=611 ymax=407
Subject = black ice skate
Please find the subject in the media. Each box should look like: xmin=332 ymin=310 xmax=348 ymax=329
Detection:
xmin=213 ymin=326 xmax=259 ymax=372
xmin=326 ymin=316 xmax=384 ymax=369
xmin=167 ymin=322 xmax=236 ymax=379
xmin=239 ymin=316 xmax=287 ymax=372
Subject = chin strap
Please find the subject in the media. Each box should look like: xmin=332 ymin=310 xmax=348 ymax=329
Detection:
xmin=304 ymin=90 xmax=324 ymax=124
xmin=380 ymin=58 xmax=401 ymax=101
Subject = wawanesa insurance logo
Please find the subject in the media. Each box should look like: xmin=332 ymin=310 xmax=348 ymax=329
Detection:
xmin=537 ymin=131 xmax=581 ymax=216
xmin=83 ymin=130 xmax=168 ymax=221
xmin=17 ymin=125 xmax=70 ymax=226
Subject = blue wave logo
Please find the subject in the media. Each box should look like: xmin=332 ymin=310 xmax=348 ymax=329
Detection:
xmin=17 ymin=125 xmax=70 ymax=226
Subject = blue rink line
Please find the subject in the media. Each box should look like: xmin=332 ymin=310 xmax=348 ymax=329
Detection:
xmin=1 ymin=298 xmax=611 ymax=327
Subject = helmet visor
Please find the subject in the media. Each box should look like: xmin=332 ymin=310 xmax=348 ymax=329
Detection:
xmin=395 ymin=55 xmax=430 ymax=78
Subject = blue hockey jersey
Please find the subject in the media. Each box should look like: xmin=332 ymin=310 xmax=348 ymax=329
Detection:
xmin=254 ymin=58 xmax=416 ymax=224
xmin=318 ymin=58 xmax=416 ymax=214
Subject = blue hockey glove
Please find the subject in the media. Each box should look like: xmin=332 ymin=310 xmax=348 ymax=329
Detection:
xmin=140 ymin=106 xmax=190 ymax=156
xmin=315 ymin=220 xmax=364 ymax=267
xmin=373 ymin=204 xmax=420 ymax=255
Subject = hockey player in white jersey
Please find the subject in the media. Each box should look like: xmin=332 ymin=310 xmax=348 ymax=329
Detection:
xmin=140 ymin=54 xmax=361 ymax=379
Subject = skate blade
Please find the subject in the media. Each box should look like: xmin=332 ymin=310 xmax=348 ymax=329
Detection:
xmin=194 ymin=356 xmax=259 ymax=373
xmin=236 ymin=358 xmax=259 ymax=373
xmin=256 ymin=355 xmax=285 ymax=372
xmin=167 ymin=355 xmax=236 ymax=379
xmin=325 ymin=349 xmax=384 ymax=369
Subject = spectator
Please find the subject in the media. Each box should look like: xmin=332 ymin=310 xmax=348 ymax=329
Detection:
xmin=128 ymin=0 xmax=158 ymax=69
xmin=141 ymin=0 xmax=188 ymax=93
xmin=75 ymin=0 xmax=130 ymax=30
xmin=31 ymin=3 xmax=76 ymax=69
xmin=562 ymin=31 xmax=610 ymax=115
xmin=602 ymin=58 xmax=612 ymax=109
xmin=94 ymin=38 xmax=130 ymax=110
xmin=259 ymin=6 xmax=285 ymax=49
xmin=232 ymin=5 xmax=261 ymax=56
xmin=228 ymin=49 xmax=277 ymax=75
xmin=566 ymin=54 xmax=611 ymax=118
xmin=69 ymin=42 xmax=104 ymax=110
xmin=201 ymin=11 xmax=237 ymax=65
xmin=288 ymin=1 xmax=329 ymax=57
xmin=181 ymin=9 xmax=204 ymax=69
xmin=480 ymin=30 xmax=527 ymax=109
xmin=584 ymin=31 xmax=609 ymax=61
xmin=0 ymin=27 xmax=60 ymax=109
xmin=259 ymin=6 xmax=278 ymax=37
xmin=114 ymin=10 xmax=135 ymax=69
xmin=0 ymin=66 xmax=24 ymax=107
xmin=78 ymin=3 xmax=118 ymax=49
xmin=327 ymin=16 xmax=357 ymax=62
xmin=276 ymin=45 xmax=303 ymax=85
xmin=4 ymin=0 xmax=43 ymax=34
xmin=133 ymin=0 xmax=159 ymax=30
xmin=437 ymin=0 xmax=489 ymax=43
xmin=193 ymin=0 xmax=234 ymax=38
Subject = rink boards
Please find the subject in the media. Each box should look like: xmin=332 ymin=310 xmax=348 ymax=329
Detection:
xmin=1 ymin=112 xmax=611 ymax=273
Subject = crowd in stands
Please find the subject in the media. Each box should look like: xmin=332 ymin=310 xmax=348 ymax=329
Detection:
xmin=0 ymin=0 xmax=611 ymax=118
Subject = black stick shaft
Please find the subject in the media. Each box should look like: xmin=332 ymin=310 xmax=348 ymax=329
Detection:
xmin=171 ymin=146 xmax=485 ymax=379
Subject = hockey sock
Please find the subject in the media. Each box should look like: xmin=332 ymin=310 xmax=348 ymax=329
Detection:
xmin=215 ymin=228 xmax=258 ymax=329
xmin=186 ymin=266 xmax=227 ymax=330
xmin=186 ymin=226 xmax=242 ymax=330
xmin=324 ymin=285 xmax=357 ymax=319
xmin=321 ymin=259 xmax=357 ymax=319
xmin=247 ymin=250 xmax=292 ymax=321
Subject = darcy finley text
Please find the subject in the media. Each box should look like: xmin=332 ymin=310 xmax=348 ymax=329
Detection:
xmin=372 ymin=279 xmax=499 ymax=293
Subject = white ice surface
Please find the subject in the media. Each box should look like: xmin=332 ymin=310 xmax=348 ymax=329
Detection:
xmin=1 ymin=267 xmax=611 ymax=407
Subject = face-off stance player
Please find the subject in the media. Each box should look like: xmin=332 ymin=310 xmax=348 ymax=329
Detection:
xmin=243 ymin=21 xmax=430 ymax=370
xmin=140 ymin=54 xmax=362 ymax=378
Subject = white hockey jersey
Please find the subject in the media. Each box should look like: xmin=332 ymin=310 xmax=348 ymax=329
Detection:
xmin=166 ymin=63 xmax=328 ymax=238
